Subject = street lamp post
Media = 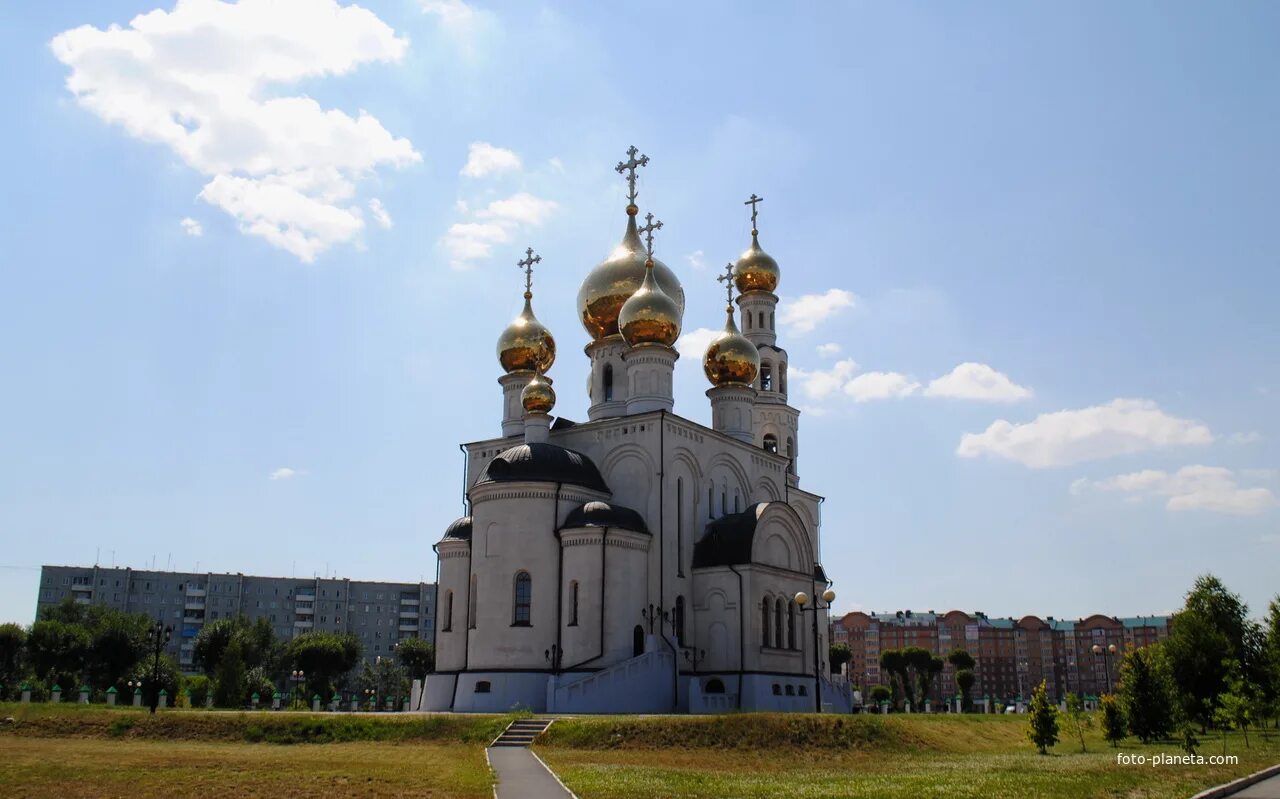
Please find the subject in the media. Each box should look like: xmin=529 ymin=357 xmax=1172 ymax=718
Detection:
xmin=145 ymin=620 xmax=172 ymax=715
xmin=794 ymin=589 xmax=836 ymax=714
xmin=290 ymin=670 xmax=306 ymax=710
xmin=1091 ymin=643 xmax=1117 ymax=695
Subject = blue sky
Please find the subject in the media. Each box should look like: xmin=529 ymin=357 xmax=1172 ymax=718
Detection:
xmin=1 ymin=0 xmax=1277 ymax=625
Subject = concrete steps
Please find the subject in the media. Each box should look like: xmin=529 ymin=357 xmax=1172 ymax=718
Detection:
xmin=490 ymin=717 xmax=555 ymax=747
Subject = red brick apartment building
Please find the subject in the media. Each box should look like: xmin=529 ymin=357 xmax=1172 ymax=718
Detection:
xmin=832 ymin=610 xmax=1171 ymax=704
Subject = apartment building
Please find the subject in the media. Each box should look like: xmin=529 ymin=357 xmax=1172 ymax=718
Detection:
xmin=832 ymin=609 xmax=1170 ymax=704
xmin=36 ymin=565 xmax=435 ymax=672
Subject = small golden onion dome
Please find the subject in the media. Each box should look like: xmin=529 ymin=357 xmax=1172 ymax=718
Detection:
xmin=704 ymin=305 xmax=760 ymax=387
xmin=521 ymin=372 xmax=556 ymax=414
xmin=577 ymin=206 xmax=685 ymax=340
xmin=733 ymin=231 xmax=780 ymax=294
xmin=496 ymin=294 xmax=556 ymax=374
xmin=619 ymin=259 xmax=682 ymax=347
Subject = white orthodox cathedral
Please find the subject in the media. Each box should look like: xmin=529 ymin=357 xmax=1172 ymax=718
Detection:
xmin=421 ymin=149 xmax=852 ymax=714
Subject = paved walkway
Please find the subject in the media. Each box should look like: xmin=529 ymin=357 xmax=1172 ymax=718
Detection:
xmin=1231 ymin=773 xmax=1280 ymax=798
xmin=488 ymin=746 xmax=575 ymax=798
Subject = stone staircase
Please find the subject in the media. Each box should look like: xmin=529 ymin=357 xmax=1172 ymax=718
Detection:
xmin=490 ymin=717 xmax=555 ymax=748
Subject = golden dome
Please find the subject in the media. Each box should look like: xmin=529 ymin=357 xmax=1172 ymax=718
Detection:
xmin=577 ymin=207 xmax=685 ymax=340
xmin=496 ymin=294 xmax=556 ymax=374
xmin=521 ymin=372 xmax=556 ymax=414
xmin=733 ymin=231 xmax=780 ymax=294
xmin=704 ymin=305 xmax=760 ymax=387
xmin=619 ymin=258 xmax=682 ymax=347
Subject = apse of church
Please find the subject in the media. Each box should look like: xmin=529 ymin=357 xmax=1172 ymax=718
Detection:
xmin=423 ymin=147 xmax=849 ymax=715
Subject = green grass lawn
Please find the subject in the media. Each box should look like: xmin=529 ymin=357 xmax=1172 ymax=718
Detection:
xmin=536 ymin=714 xmax=1280 ymax=799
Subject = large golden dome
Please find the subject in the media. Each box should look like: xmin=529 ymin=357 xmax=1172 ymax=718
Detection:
xmin=521 ymin=372 xmax=556 ymax=414
xmin=704 ymin=306 xmax=760 ymax=386
xmin=733 ymin=231 xmax=780 ymax=294
xmin=497 ymin=294 xmax=556 ymax=374
xmin=578 ymin=207 xmax=685 ymax=340
xmin=619 ymin=259 xmax=682 ymax=347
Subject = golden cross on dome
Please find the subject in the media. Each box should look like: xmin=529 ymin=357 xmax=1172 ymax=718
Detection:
xmin=744 ymin=193 xmax=764 ymax=233
xmin=517 ymin=247 xmax=541 ymax=295
xmin=717 ymin=262 xmax=735 ymax=305
xmin=637 ymin=212 xmax=663 ymax=260
xmin=615 ymin=145 xmax=650 ymax=207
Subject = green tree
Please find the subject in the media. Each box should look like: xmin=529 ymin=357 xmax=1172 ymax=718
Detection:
xmin=1100 ymin=694 xmax=1126 ymax=747
xmin=357 ymin=657 xmax=409 ymax=703
xmin=869 ymin=684 xmax=892 ymax=708
xmin=828 ymin=642 xmax=852 ymax=676
xmin=956 ymin=669 xmax=976 ymax=711
xmin=86 ymin=613 xmax=149 ymax=690
xmin=287 ymin=632 xmax=362 ymax=699
xmin=213 ymin=639 xmax=248 ymax=708
xmin=127 ymin=654 xmax=182 ymax=709
xmin=0 ymin=623 xmax=26 ymax=696
xmin=1261 ymin=596 xmax=1280 ymax=729
xmin=1064 ymin=693 xmax=1092 ymax=752
xmin=185 ymin=675 xmax=212 ymax=708
xmin=1026 ymin=679 xmax=1060 ymax=754
xmin=903 ymin=646 xmax=935 ymax=708
xmin=396 ymin=638 xmax=436 ymax=681
xmin=947 ymin=648 xmax=976 ymax=710
xmin=1215 ymin=660 xmax=1254 ymax=749
xmin=26 ymin=619 xmax=90 ymax=686
xmin=1119 ymin=644 xmax=1177 ymax=743
xmin=194 ymin=616 xmax=280 ymax=677
xmin=880 ymin=649 xmax=909 ymax=709
xmin=1165 ymin=574 xmax=1255 ymax=729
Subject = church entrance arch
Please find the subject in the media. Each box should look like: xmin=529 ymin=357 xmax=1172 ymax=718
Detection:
xmin=633 ymin=625 xmax=645 ymax=657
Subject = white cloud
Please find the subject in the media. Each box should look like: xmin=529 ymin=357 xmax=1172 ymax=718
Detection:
xmin=51 ymin=0 xmax=419 ymax=262
xmin=676 ymin=327 xmax=720 ymax=363
xmin=367 ymin=198 xmax=392 ymax=229
xmin=957 ymin=398 xmax=1214 ymax=469
xmin=790 ymin=359 xmax=858 ymax=401
xmin=548 ymin=157 xmax=565 ymax=173
xmin=421 ymin=0 xmax=478 ymax=31
xmin=686 ymin=250 xmax=706 ymax=270
xmin=444 ymin=191 xmax=557 ymax=270
xmin=180 ymin=217 xmax=203 ymax=237
xmin=1072 ymin=465 xmax=1277 ymax=516
xmin=816 ymin=343 xmax=841 ymax=357
xmin=778 ymin=289 xmax=856 ymax=335
xmin=844 ymin=371 xmax=920 ymax=402
xmin=925 ymin=362 xmax=1032 ymax=402
xmin=460 ymin=141 xmax=522 ymax=178
xmin=269 ymin=467 xmax=301 ymax=480
xmin=1229 ymin=431 xmax=1262 ymax=445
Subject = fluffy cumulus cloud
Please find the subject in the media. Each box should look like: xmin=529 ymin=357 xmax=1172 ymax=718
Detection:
xmin=778 ymin=289 xmax=856 ymax=335
xmin=51 ymin=0 xmax=419 ymax=262
xmin=179 ymin=217 xmax=203 ymax=237
xmin=367 ymin=198 xmax=392 ymax=229
xmin=845 ymin=371 xmax=920 ymax=402
xmin=925 ymin=362 xmax=1032 ymax=402
xmin=269 ymin=467 xmax=300 ymax=480
xmin=676 ymin=327 xmax=720 ymax=364
xmin=686 ymin=250 xmax=706 ymax=270
xmin=790 ymin=359 xmax=858 ymax=401
xmin=460 ymin=141 xmax=522 ymax=178
xmin=443 ymin=191 xmax=559 ymax=270
xmin=1071 ymin=465 xmax=1278 ymax=516
xmin=816 ymin=343 xmax=841 ymax=357
xmin=957 ymin=398 xmax=1214 ymax=468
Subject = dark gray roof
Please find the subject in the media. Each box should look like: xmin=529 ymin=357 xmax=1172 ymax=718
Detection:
xmin=814 ymin=563 xmax=829 ymax=584
xmin=474 ymin=442 xmax=609 ymax=493
xmin=443 ymin=516 xmax=472 ymax=541
xmin=561 ymin=501 xmax=649 ymax=534
xmin=692 ymin=503 xmax=770 ymax=568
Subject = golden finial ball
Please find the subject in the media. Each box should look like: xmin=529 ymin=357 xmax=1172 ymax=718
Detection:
xmin=521 ymin=373 xmax=556 ymax=414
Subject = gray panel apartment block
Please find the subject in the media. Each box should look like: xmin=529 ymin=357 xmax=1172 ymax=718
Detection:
xmin=36 ymin=565 xmax=436 ymax=672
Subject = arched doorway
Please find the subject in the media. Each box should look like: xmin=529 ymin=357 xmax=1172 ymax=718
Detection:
xmin=633 ymin=624 xmax=645 ymax=657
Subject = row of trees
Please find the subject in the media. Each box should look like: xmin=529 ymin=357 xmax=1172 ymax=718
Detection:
xmin=871 ymin=645 xmax=975 ymax=711
xmin=0 ymin=599 xmax=435 ymax=709
xmin=1026 ymin=575 xmax=1280 ymax=755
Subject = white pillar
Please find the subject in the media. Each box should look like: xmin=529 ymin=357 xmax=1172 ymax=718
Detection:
xmin=499 ymin=373 xmax=534 ymax=437
xmin=523 ymin=412 xmax=551 ymax=444
xmin=624 ymin=344 xmax=678 ymax=414
xmin=707 ymin=384 xmax=757 ymax=443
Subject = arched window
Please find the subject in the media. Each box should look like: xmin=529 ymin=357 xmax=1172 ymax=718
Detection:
xmin=779 ymin=363 xmax=787 ymax=393
xmin=761 ymin=596 xmax=771 ymax=646
xmin=788 ymin=600 xmax=797 ymax=650
xmin=704 ymin=678 xmax=726 ymax=694
xmin=475 ymin=681 xmax=491 ymax=694
xmin=603 ymin=364 xmax=614 ymax=402
xmin=734 ymin=491 xmax=740 ymax=513
xmin=774 ymin=597 xmax=785 ymax=649
xmin=708 ymin=484 xmax=714 ymax=519
xmin=798 ymin=685 xmax=808 ymax=697
xmin=442 ymin=590 xmax=453 ymax=632
xmin=675 ymin=595 xmax=686 ymax=647
xmin=512 ymin=571 xmax=531 ymax=626
xmin=721 ymin=485 xmax=727 ymax=516
xmin=772 ymin=683 xmax=781 ymax=696
xmin=763 ymin=434 xmax=778 ymax=454
xmin=761 ymin=363 xmax=773 ymax=391
xmin=468 ymin=575 xmax=477 ymax=629
xmin=745 ymin=312 xmax=751 ymax=329
xmin=786 ymin=437 xmax=795 ymax=467
xmin=785 ymin=685 xmax=795 ymax=696
xmin=676 ymin=478 xmax=684 ymax=577
xmin=757 ymin=311 xmax=764 ymax=329
xmin=568 ymin=580 xmax=579 ymax=626
xmin=769 ymin=311 xmax=775 ymax=329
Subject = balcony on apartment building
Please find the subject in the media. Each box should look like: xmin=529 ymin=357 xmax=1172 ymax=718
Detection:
xmin=399 ymin=596 xmax=420 ymax=606
xmin=293 ymin=618 xmax=314 ymax=629
xmin=398 ymin=622 xmax=419 ymax=632
xmin=294 ymin=603 xmax=315 ymax=615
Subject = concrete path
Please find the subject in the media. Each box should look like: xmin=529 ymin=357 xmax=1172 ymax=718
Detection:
xmin=488 ymin=746 xmax=575 ymax=798
xmin=1231 ymin=773 xmax=1280 ymax=798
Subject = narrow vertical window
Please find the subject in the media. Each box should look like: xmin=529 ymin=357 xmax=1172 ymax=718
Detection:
xmin=468 ymin=575 xmax=477 ymax=629
xmin=603 ymin=364 xmax=614 ymax=401
xmin=762 ymin=596 xmax=771 ymax=647
xmin=442 ymin=590 xmax=453 ymax=632
xmin=780 ymin=363 xmax=787 ymax=393
xmin=512 ymin=571 xmax=532 ymax=626
xmin=761 ymin=364 xmax=773 ymax=391
xmin=788 ymin=600 xmax=797 ymax=650
xmin=786 ymin=438 xmax=795 ymax=474
xmin=763 ymin=434 xmax=778 ymax=454
xmin=569 ymin=580 xmax=579 ymax=626
xmin=734 ymin=491 xmax=740 ymax=513
xmin=721 ymin=486 xmax=727 ymax=516
xmin=676 ymin=479 xmax=684 ymax=576
xmin=757 ymin=311 xmax=764 ymax=329
xmin=774 ymin=598 xmax=785 ymax=649
xmin=708 ymin=484 xmax=714 ymax=518
xmin=675 ymin=595 xmax=686 ymax=647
